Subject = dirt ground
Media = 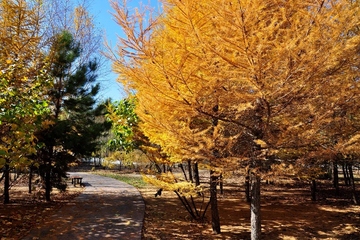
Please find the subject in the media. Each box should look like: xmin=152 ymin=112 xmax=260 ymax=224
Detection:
xmin=0 ymin=176 xmax=83 ymax=239
xmin=0 ymin=172 xmax=359 ymax=240
xmin=139 ymin=175 xmax=360 ymax=240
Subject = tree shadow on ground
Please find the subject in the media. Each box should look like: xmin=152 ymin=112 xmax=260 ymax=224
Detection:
xmin=141 ymin=180 xmax=360 ymax=240
xmin=23 ymin=174 xmax=144 ymax=240
xmin=23 ymin=191 xmax=144 ymax=239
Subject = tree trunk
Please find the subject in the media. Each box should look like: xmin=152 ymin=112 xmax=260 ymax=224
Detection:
xmin=193 ymin=162 xmax=200 ymax=186
xmin=45 ymin=158 xmax=52 ymax=202
xmin=311 ymin=179 xmax=317 ymax=201
xmin=179 ymin=163 xmax=188 ymax=181
xmin=219 ymin=174 xmax=223 ymax=194
xmin=342 ymin=163 xmax=349 ymax=186
xmin=43 ymin=145 xmax=54 ymax=202
xmin=333 ymin=162 xmax=339 ymax=195
xmin=210 ymin=170 xmax=221 ymax=234
xmin=4 ymin=163 xmax=10 ymax=204
xmin=251 ymin=174 xmax=261 ymax=240
xmin=154 ymin=163 xmax=162 ymax=173
xmin=328 ymin=162 xmax=333 ymax=180
xmin=245 ymin=169 xmax=251 ymax=203
xmin=188 ymin=160 xmax=193 ymax=183
xmin=45 ymin=147 xmax=53 ymax=202
xmin=348 ymin=164 xmax=358 ymax=205
xmin=210 ymin=110 xmax=220 ymax=233
xmin=28 ymin=165 xmax=33 ymax=194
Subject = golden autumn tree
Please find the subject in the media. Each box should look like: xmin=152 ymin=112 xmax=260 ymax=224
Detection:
xmin=0 ymin=0 xmax=51 ymax=204
xmin=111 ymin=0 xmax=360 ymax=238
xmin=299 ymin=71 xmax=360 ymax=203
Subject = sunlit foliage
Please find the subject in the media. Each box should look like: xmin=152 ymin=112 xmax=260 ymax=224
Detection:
xmin=112 ymin=0 xmax=360 ymax=235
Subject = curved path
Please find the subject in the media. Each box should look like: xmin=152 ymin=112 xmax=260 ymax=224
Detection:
xmin=24 ymin=172 xmax=145 ymax=240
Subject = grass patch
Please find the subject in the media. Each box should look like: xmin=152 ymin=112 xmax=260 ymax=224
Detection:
xmin=96 ymin=172 xmax=148 ymax=189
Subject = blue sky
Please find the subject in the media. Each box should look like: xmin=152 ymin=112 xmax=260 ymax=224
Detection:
xmin=88 ymin=0 xmax=161 ymax=101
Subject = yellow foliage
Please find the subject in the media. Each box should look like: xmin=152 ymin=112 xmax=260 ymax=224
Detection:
xmin=111 ymin=0 xmax=360 ymax=176
xmin=41 ymin=119 xmax=55 ymax=128
xmin=342 ymin=134 xmax=360 ymax=154
xmin=142 ymin=173 xmax=203 ymax=197
xmin=0 ymin=0 xmax=49 ymax=168
xmin=254 ymin=139 xmax=267 ymax=148
xmin=102 ymin=158 xmax=118 ymax=169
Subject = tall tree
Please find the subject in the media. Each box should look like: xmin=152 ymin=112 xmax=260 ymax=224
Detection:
xmin=112 ymin=0 xmax=360 ymax=238
xmin=36 ymin=30 xmax=111 ymax=201
xmin=0 ymin=0 xmax=50 ymax=204
xmin=42 ymin=0 xmax=103 ymax=66
xmin=106 ymin=97 xmax=139 ymax=152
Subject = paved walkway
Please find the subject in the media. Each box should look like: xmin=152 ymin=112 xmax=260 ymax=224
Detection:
xmin=24 ymin=172 xmax=145 ymax=240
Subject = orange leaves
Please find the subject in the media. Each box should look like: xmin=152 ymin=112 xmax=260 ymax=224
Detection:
xmin=111 ymin=0 xmax=360 ymax=175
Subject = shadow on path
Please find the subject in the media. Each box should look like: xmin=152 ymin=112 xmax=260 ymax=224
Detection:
xmin=24 ymin=172 xmax=144 ymax=240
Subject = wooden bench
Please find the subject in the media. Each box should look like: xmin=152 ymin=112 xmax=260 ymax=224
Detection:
xmin=70 ymin=176 xmax=83 ymax=186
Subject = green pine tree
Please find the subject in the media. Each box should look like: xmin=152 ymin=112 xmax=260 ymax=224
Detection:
xmin=36 ymin=31 xmax=111 ymax=201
